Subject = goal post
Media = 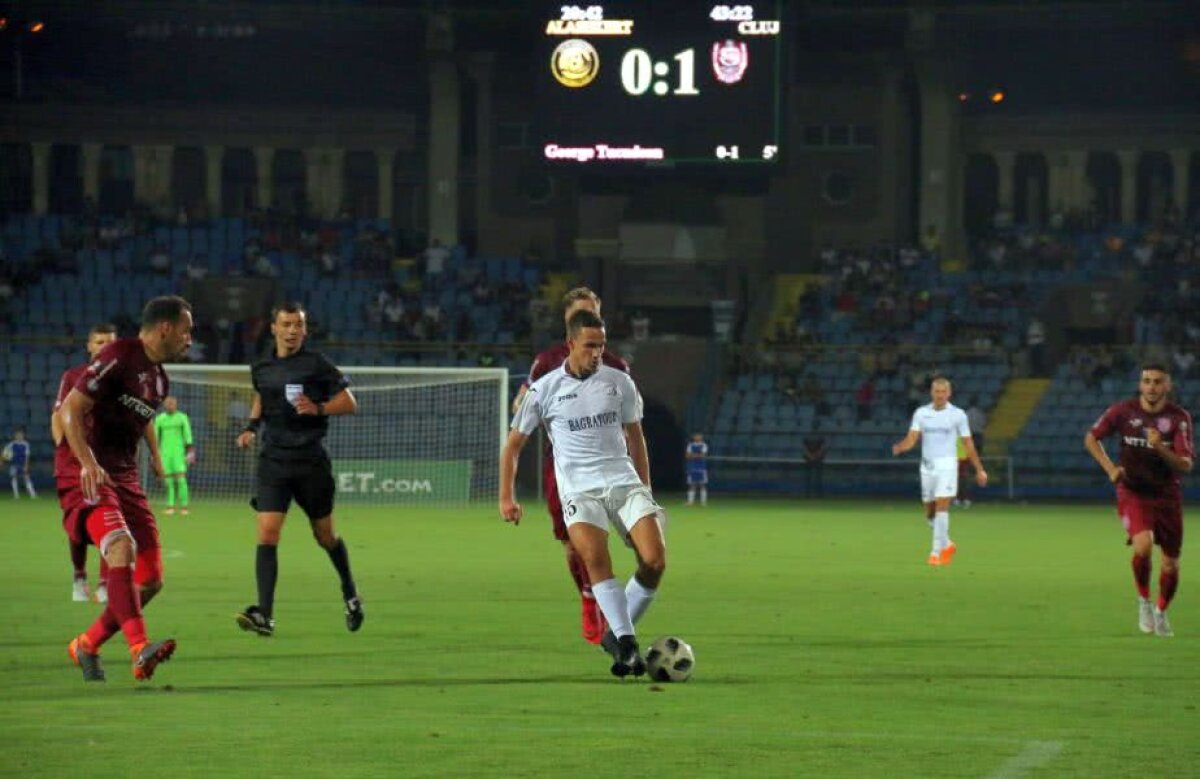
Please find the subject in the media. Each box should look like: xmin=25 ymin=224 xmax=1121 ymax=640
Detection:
xmin=144 ymin=365 xmax=509 ymax=506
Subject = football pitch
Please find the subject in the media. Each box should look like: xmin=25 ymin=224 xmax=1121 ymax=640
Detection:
xmin=1 ymin=496 xmax=1197 ymax=777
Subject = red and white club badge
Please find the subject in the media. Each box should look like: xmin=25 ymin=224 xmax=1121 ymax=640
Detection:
xmin=1157 ymin=417 xmax=1173 ymax=433
xmin=712 ymin=40 xmax=748 ymax=84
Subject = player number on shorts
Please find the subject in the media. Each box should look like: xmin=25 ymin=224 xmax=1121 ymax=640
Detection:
xmin=565 ymin=500 xmax=578 ymax=517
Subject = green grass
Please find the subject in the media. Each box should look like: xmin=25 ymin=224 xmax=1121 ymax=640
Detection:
xmin=1 ymin=496 xmax=1197 ymax=777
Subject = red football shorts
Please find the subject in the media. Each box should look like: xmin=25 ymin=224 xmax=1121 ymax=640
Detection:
xmin=1117 ymin=486 xmax=1184 ymax=558
xmin=544 ymin=455 xmax=568 ymax=542
xmin=58 ymin=474 xmax=163 ymax=586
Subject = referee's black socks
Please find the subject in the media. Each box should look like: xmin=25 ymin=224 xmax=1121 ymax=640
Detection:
xmin=326 ymin=537 xmax=357 ymax=600
xmin=256 ymin=544 xmax=279 ymax=619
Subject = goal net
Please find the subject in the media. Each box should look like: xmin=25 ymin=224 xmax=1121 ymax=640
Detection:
xmin=143 ymin=365 xmax=508 ymax=506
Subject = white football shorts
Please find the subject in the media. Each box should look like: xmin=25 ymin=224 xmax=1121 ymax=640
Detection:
xmin=920 ymin=458 xmax=959 ymax=502
xmin=559 ymin=483 xmax=667 ymax=543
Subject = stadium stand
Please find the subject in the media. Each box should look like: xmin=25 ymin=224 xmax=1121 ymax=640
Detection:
xmin=0 ymin=212 xmax=550 ymax=488
xmin=700 ymin=214 xmax=1199 ymax=497
xmin=3 ymin=207 xmax=1197 ymax=499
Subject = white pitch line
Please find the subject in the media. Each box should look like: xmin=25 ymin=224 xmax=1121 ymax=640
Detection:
xmin=985 ymin=740 xmax=1065 ymax=779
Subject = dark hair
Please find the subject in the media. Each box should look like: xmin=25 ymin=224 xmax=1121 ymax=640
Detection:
xmin=90 ymin=322 xmax=118 ymax=336
xmin=567 ymin=309 xmax=605 ymax=338
xmin=141 ymin=296 xmax=192 ymax=328
xmin=271 ymin=301 xmax=307 ymax=321
xmin=1142 ymin=363 xmax=1170 ymax=376
xmin=562 ymin=286 xmax=600 ymax=312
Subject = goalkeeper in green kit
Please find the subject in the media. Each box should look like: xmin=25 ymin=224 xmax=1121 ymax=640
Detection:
xmin=154 ymin=396 xmax=195 ymax=515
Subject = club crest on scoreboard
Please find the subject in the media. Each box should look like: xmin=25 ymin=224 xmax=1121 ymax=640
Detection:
xmin=551 ymin=39 xmax=600 ymax=88
xmin=712 ymin=40 xmax=748 ymax=84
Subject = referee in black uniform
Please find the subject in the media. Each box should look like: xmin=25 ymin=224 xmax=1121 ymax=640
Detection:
xmin=235 ymin=302 xmax=363 ymax=636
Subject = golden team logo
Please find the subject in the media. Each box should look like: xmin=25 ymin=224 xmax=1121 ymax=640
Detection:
xmin=551 ymin=39 xmax=599 ymax=88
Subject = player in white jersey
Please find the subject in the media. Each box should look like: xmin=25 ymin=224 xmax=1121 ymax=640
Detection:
xmin=500 ymin=309 xmax=666 ymax=678
xmin=892 ymin=376 xmax=988 ymax=565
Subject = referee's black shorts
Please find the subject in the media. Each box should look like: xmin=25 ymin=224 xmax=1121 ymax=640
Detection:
xmin=252 ymin=450 xmax=336 ymax=520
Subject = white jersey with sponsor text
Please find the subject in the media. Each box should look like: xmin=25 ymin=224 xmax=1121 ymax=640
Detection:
xmin=910 ymin=402 xmax=971 ymax=466
xmin=511 ymin=363 xmax=643 ymax=495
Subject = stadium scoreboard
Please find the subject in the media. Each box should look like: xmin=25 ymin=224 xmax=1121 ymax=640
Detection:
xmin=538 ymin=3 xmax=784 ymax=166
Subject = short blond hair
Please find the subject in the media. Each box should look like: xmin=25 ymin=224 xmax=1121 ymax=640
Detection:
xmin=562 ymin=286 xmax=600 ymax=312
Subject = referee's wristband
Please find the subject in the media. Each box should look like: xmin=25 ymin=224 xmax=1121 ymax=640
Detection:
xmin=243 ymin=419 xmax=262 ymax=434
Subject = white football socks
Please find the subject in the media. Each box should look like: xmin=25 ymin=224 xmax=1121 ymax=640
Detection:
xmin=591 ymin=578 xmax=634 ymax=638
xmin=625 ymin=576 xmax=657 ymax=626
xmin=932 ymin=511 xmax=950 ymax=554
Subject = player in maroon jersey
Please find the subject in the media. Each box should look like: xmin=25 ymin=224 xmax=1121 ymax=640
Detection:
xmin=52 ymin=323 xmax=118 ymax=604
xmin=1085 ymin=363 xmax=1193 ymax=637
xmin=511 ymin=287 xmax=629 ymax=645
xmin=59 ymin=296 xmax=193 ymax=681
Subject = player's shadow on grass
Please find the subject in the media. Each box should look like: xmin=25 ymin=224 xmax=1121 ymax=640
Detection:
xmin=29 ymin=676 xmax=755 ymax=699
xmin=22 ymin=648 xmax=372 ymax=671
xmin=183 ymin=649 xmax=372 ymax=664
xmin=167 ymin=676 xmax=674 ymax=692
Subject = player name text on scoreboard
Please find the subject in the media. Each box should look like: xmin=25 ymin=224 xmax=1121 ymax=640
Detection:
xmin=544 ymin=143 xmax=665 ymax=162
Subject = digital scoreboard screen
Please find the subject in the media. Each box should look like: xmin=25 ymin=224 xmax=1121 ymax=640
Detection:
xmin=537 ymin=3 xmax=784 ymax=166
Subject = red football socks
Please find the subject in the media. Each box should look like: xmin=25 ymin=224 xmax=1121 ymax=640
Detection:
xmin=81 ymin=562 xmax=151 ymax=649
xmin=1158 ymin=568 xmax=1179 ymax=612
xmin=83 ymin=609 xmax=121 ymax=650
xmin=104 ymin=565 xmax=147 ymax=648
xmin=1131 ymin=554 xmax=1152 ymax=600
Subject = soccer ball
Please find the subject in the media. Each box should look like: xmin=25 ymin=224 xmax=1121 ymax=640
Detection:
xmin=645 ymin=636 xmax=695 ymax=682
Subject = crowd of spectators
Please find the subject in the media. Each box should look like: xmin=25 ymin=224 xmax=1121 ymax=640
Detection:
xmin=763 ymin=244 xmax=940 ymax=352
xmin=973 ymin=205 xmax=1197 ymax=276
xmin=764 ymin=246 xmax=921 ymax=350
xmin=7 ymin=199 xmax=404 ymax=285
xmin=2 ymin=206 xmax=549 ymax=369
xmin=760 ymin=206 xmax=1199 ymax=385
xmin=367 ymin=282 xmax=447 ymax=341
xmin=1129 ymin=219 xmax=1200 ymax=348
